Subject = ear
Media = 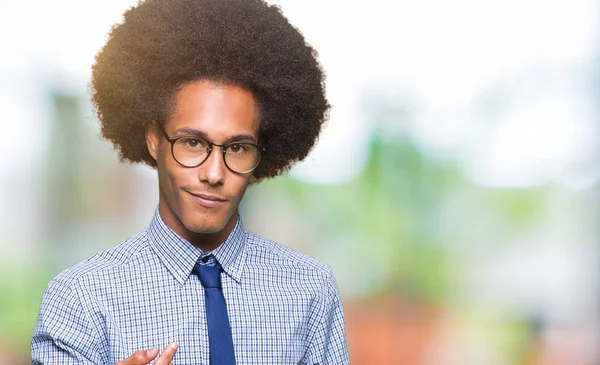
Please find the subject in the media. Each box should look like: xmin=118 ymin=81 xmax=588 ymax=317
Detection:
xmin=145 ymin=121 xmax=160 ymax=162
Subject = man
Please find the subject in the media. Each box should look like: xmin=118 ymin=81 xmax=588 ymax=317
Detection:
xmin=31 ymin=0 xmax=349 ymax=364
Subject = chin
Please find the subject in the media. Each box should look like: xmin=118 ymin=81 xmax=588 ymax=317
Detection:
xmin=182 ymin=210 xmax=230 ymax=235
xmin=183 ymin=219 xmax=223 ymax=235
xmin=188 ymin=224 xmax=224 ymax=235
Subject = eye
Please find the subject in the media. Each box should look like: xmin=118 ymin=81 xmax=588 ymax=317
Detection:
xmin=179 ymin=137 xmax=207 ymax=150
xmin=187 ymin=139 xmax=200 ymax=148
xmin=228 ymin=144 xmax=248 ymax=154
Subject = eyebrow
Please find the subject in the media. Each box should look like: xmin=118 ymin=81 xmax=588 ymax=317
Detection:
xmin=174 ymin=127 xmax=257 ymax=144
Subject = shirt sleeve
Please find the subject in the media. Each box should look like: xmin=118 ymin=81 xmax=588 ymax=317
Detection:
xmin=304 ymin=269 xmax=350 ymax=365
xmin=31 ymin=279 xmax=105 ymax=364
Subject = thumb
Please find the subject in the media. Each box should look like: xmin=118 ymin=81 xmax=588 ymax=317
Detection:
xmin=116 ymin=348 xmax=159 ymax=365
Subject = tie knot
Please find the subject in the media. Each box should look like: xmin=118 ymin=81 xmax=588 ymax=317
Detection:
xmin=193 ymin=260 xmax=222 ymax=289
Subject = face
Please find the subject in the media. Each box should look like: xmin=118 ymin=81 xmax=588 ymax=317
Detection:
xmin=146 ymin=80 xmax=260 ymax=250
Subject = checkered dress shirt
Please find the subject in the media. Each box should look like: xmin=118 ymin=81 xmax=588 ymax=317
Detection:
xmin=31 ymin=209 xmax=349 ymax=364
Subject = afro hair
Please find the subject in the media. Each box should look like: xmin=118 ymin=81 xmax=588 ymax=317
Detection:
xmin=90 ymin=0 xmax=329 ymax=181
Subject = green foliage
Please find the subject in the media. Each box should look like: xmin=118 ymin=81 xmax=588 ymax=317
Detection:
xmin=481 ymin=189 xmax=546 ymax=228
xmin=0 ymin=266 xmax=50 ymax=358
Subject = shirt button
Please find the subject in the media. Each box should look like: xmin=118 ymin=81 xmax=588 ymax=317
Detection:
xmin=201 ymin=256 xmax=210 ymax=263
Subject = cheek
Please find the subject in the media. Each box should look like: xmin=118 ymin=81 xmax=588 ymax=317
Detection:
xmin=165 ymin=166 xmax=193 ymax=194
xmin=230 ymin=177 xmax=251 ymax=202
xmin=157 ymin=156 xmax=186 ymax=197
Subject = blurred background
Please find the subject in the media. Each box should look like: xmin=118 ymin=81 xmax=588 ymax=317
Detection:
xmin=1 ymin=0 xmax=599 ymax=364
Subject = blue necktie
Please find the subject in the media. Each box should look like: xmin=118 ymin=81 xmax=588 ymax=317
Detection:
xmin=193 ymin=259 xmax=236 ymax=365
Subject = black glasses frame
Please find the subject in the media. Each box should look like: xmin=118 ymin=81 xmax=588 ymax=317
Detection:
xmin=156 ymin=123 xmax=263 ymax=174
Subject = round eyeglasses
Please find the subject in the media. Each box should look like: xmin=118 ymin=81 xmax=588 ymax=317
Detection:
xmin=157 ymin=124 xmax=263 ymax=174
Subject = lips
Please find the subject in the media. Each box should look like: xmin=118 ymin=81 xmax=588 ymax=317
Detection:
xmin=187 ymin=191 xmax=226 ymax=208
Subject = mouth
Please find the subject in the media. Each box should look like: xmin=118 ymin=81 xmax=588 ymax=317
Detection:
xmin=187 ymin=191 xmax=227 ymax=208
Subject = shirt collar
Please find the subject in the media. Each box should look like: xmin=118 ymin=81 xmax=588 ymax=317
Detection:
xmin=147 ymin=207 xmax=247 ymax=285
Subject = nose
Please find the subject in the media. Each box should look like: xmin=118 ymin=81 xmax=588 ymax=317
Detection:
xmin=198 ymin=147 xmax=226 ymax=185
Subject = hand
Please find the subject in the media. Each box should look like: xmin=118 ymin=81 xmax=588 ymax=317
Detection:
xmin=116 ymin=342 xmax=178 ymax=365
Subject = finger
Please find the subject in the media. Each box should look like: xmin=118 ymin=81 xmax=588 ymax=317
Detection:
xmin=116 ymin=348 xmax=158 ymax=365
xmin=153 ymin=342 xmax=178 ymax=365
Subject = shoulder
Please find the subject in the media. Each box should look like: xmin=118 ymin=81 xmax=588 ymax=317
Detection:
xmin=51 ymin=229 xmax=151 ymax=289
xmin=244 ymin=231 xmax=334 ymax=278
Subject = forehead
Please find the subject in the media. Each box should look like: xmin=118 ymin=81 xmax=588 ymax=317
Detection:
xmin=166 ymin=80 xmax=260 ymax=140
